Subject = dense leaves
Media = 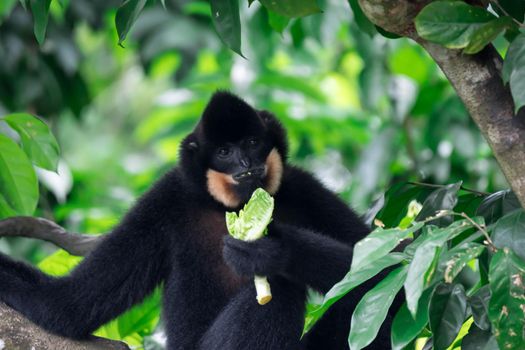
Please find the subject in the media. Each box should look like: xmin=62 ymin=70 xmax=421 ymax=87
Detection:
xmin=414 ymin=0 xmax=524 ymax=111
xmin=304 ymin=253 xmax=405 ymax=334
xmin=488 ymin=248 xmax=525 ymax=349
xmin=2 ymin=0 xmax=525 ymax=348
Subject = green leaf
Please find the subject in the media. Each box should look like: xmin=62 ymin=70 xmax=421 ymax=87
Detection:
xmin=116 ymin=289 xmax=161 ymax=337
xmin=415 ymin=1 xmax=496 ymax=49
xmin=96 ymin=289 xmax=161 ymax=343
xmin=415 ymin=181 xmax=462 ymax=225
xmin=429 ymin=283 xmax=468 ymax=350
xmin=491 ymin=209 xmax=525 ymax=261
xmin=0 ymin=134 xmax=38 ymax=215
xmin=509 ymin=62 xmax=525 ymax=113
xmin=464 ymin=16 xmax=515 ymax=54
xmin=404 ymin=220 xmax=479 ymax=315
xmin=469 ymin=285 xmax=491 ymax=331
xmin=476 ymin=189 xmax=521 ymax=225
xmin=38 ymin=249 xmax=83 ymax=276
xmin=348 ymin=266 xmax=408 ymax=350
xmin=210 ymin=0 xmax=243 ymax=56
xmin=267 ymin=9 xmax=290 ymax=34
xmin=259 ymin=0 xmax=321 ymax=18
xmin=503 ymin=33 xmax=525 ymax=83
xmin=115 ymin=0 xmax=148 ymax=45
xmin=462 ymin=323 xmax=499 ymax=350
xmin=0 ymin=193 xmax=16 ymax=219
xmin=304 ymin=253 xmax=405 ymax=334
xmin=391 ymin=288 xmax=432 ymax=350
xmin=376 ymin=182 xmax=432 ymax=228
xmin=351 ymin=222 xmax=423 ymax=271
xmin=348 ymin=0 xmax=376 ymax=37
xmin=404 ymin=238 xmax=442 ymax=317
xmin=503 ymin=33 xmax=525 ymax=112
xmin=488 ymin=248 xmax=525 ymax=349
xmin=442 ymin=242 xmax=485 ymax=283
xmin=30 ymin=0 xmax=52 ymax=44
xmin=4 ymin=113 xmax=60 ymax=171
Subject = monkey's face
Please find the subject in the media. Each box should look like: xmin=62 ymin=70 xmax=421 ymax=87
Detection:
xmin=182 ymin=91 xmax=286 ymax=208
xmin=206 ymin=135 xmax=283 ymax=208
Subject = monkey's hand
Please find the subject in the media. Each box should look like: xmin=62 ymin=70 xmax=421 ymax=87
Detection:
xmin=222 ymin=235 xmax=289 ymax=277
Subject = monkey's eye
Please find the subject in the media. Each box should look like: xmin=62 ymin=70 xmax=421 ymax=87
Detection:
xmin=217 ymin=147 xmax=231 ymax=157
xmin=247 ymin=138 xmax=259 ymax=147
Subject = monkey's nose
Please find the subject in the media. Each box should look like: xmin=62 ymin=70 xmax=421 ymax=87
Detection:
xmin=240 ymin=157 xmax=251 ymax=168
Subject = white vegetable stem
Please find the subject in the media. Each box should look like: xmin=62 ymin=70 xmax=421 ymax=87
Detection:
xmin=254 ymin=275 xmax=272 ymax=305
xmin=225 ymin=188 xmax=274 ymax=305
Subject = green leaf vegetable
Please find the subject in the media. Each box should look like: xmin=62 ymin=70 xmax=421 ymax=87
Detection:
xmin=225 ymin=188 xmax=274 ymax=305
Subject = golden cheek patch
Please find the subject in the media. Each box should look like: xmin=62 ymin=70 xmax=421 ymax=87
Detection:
xmin=264 ymin=148 xmax=283 ymax=195
xmin=206 ymin=169 xmax=241 ymax=208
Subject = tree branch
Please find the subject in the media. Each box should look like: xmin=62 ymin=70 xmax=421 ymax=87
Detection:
xmin=0 ymin=218 xmax=121 ymax=349
xmin=359 ymin=0 xmax=525 ymax=209
xmin=0 ymin=216 xmax=103 ymax=256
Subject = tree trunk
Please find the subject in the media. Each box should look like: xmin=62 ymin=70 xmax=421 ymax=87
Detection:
xmin=358 ymin=0 xmax=525 ymax=209
xmin=0 ymin=302 xmax=129 ymax=350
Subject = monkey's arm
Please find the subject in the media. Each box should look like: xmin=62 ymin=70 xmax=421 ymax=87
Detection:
xmin=223 ymin=224 xmax=352 ymax=293
xmin=0 ymin=199 xmax=170 ymax=339
xmin=223 ymin=166 xmax=374 ymax=293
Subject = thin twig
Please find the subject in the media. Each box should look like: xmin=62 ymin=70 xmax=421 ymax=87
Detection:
xmin=408 ymin=181 xmax=490 ymax=196
xmin=491 ymin=0 xmax=525 ymax=28
xmin=421 ymin=209 xmax=497 ymax=251
xmin=457 ymin=211 xmax=497 ymax=251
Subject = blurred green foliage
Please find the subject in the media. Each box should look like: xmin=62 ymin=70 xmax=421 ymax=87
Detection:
xmin=0 ymin=0 xmax=521 ymax=349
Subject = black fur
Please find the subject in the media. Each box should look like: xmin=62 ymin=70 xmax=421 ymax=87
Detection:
xmin=0 ymin=92 xmax=393 ymax=349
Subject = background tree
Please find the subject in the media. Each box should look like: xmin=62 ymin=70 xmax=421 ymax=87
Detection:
xmin=0 ymin=0 xmax=524 ymax=349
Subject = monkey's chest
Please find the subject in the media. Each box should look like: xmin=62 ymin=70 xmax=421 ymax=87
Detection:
xmin=193 ymin=210 xmax=248 ymax=295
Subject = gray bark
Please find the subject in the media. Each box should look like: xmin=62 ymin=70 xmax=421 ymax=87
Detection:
xmin=0 ymin=217 xmax=103 ymax=256
xmin=0 ymin=302 xmax=129 ymax=350
xmin=359 ymin=0 xmax=525 ymax=209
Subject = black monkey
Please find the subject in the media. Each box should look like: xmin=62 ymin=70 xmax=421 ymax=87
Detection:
xmin=0 ymin=92 xmax=392 ymax=349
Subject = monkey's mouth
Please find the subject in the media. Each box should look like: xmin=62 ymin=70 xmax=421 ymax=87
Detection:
xmin=232 ymin=167 xmax=266 ymax=183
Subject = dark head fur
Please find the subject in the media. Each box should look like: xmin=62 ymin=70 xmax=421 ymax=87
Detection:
xmin=179 ymin=91 xmax=287 ymax=207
